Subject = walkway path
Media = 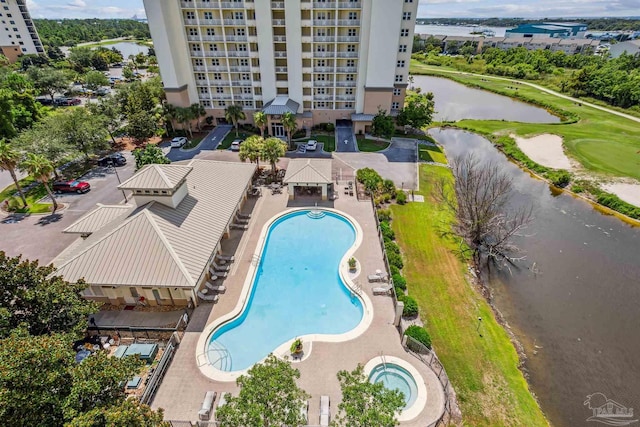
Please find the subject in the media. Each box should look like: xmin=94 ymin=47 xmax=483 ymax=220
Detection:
xmin=415 ymin=66 xmax=640 ymax=124
xmin=166 ymin=125 xmax=231 ymax=162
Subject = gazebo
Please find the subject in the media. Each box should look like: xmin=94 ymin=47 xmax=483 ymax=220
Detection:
xmin=283 ymin=159 xmax=333 ymax=200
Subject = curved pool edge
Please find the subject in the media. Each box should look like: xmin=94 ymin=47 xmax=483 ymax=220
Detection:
xmin=196 ymin=207 xmax=374 ymax=382
xmin=364 ymin=356 xmax=429 ymax=422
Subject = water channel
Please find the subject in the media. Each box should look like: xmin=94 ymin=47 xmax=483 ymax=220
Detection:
xmin=416 ymin=77 xmax=640 ymax=426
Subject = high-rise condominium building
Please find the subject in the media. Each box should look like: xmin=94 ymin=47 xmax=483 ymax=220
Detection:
xmin=0 ymin=0 xmax=44 ymax=63
xmin=144 ymin=0 xmax=418 ymax=135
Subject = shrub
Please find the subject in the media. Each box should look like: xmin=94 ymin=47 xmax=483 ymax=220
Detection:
xmin=387 ymin=251 xmax=404 ymax=270
xmin=392 ymin=274 xmax=406 ymax=290
xmin=292 ymin=128 xmax=306 ymax=139
xmin=396 ymin=190 xmax=407 ymax=205
xmin=382 ymin=179 xmax=396 ymax=198
xmin=394 ymin=286 xmax=405 ymax=297
xmin=572 ymin=183 xmax=584 ymax=193
xmin=380 ymin=221 xmax=395 ymax=241
xmin=384 ymin=241 xmax=400 ymax=255
xmin=545 ymin=169 xmax=571 ymax=188
xmin=356 ymin=167 xmax=383 ymax=194
xmin=325 ymin=123 xmax=335 ymax=132
xmin=400 ymin=295 xmax=419 ymax=317
xmin=377 ymin=208 xmax=391 ymax=222
xmin=390 ymin=265 xmax=400 ymax=276
xmin=380 ymin=193 xmax=391 ymax=204
xmin=405 ymin=325 xmax=432 ymax=349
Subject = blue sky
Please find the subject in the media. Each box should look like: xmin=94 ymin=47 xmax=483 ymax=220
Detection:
xmin=27 ymin=0 xmax=640 ymax=19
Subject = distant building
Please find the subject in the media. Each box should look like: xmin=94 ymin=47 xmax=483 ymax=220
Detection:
xmin=505 ymin=22 xmax=587 ymax=39
xmin=608 ymin=40 xmax=640 ymax=58
xmin=0 ymin=0 xmax=45 ymax=63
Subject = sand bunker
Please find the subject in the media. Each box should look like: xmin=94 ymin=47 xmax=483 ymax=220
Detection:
xmin=602 ymin=183 xmax=640 ymax=208
xmin=514 ymin=134 xmax=573 ymax=170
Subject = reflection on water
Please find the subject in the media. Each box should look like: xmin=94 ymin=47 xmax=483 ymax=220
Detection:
xmin=429 ymin=128 xmax=640 ymax=427
xmin=413 ymin=75 xmax=560 ymax=123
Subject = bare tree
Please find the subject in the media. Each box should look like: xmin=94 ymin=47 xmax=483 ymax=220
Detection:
xmin=436 ymin=153 xmax=533 ymax=269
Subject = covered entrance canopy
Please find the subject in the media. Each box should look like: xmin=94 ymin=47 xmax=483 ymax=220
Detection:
xmin=263 ymin=95 xmax=302 ymax=138
xmin=283 ymin=159 xmax=333 ymax=200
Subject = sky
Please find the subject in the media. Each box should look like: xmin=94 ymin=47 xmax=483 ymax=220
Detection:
xmin=26 ymin=0 xmax=640 ymax=20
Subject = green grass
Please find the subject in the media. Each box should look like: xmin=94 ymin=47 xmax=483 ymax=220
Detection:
xmin=298 ymin=134 xmax=336 ymax=152
xmin=1 ymin=176 xmax=53 ymax=214
xmin=217 ymin=131 xmax=258 ymax=150
xmin=390 ymin=164 xmax=548 ymax=427
xmin=182 ymin=137 xmax=203 ymax=150
xmin=356 ymin=138 xmax=390 ymax=152
xmin=418 ymin=144 xmax=447 ymax=164
xmin=410 ymin=60 xmax=640 ymax=181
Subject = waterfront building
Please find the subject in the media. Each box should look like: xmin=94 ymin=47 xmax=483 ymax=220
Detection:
xmin=0 ymin=0 xmax=44 ymax=63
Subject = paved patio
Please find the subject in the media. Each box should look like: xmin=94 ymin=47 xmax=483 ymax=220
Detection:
xmin=151 ymin=158 xmax=444 ymax=426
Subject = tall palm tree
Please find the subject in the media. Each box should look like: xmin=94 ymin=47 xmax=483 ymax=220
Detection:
xmin=238 ymin=135 xmax=263 ymax=169
xmin=163 ymin=103 xmax=178 ymax=135
xmin=261 ymin=137 xmax=286 ymax=177
xmin=21 ymin=153 xmax=57 ymax=212
xmin=175 ymin=107 xmax=194 ymax=139
xmin=281 ymin=111 xmax=298 ymax=151
xmin=0 ymin=139 xmax=27 ymax=208
xmin=253 ymin=111 xmax=267 ymax=138
xmin=225 ymin=104 xmax=246 ymax=137
xmin=190 ymin=103 xmax=207 ymax=132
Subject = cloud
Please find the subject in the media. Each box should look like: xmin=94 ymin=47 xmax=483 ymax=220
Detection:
xmin=26 ymin=0 xmax=146 ymax=19
xmin=67 ymin=0 xmax=86 ymax=8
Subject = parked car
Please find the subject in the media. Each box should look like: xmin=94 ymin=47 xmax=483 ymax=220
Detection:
xmin=52 ymin=180 xmax=91 ymax=194
xmin=306 ymin=140 xmax=318 ymax=151
xmin=54 ymin=97 xmax=82 ymax=106
xmin=111 ymin=62 xmax=123 ymax=68
xmin=230 ymin=139 xmax=243 ymax=152
xmin=36 ymin=97 xmax=53 ymax=106
xmin=97 ymin=153 xmax=126 ymax=167
xmin=171 ymin=137 xmax=188 ymax=148
xmin=95 ymin=87 xmax=111 ymax=96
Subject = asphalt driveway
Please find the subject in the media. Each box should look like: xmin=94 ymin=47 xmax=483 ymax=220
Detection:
xmin=336 ymin=124 xmax=357 ymax=152
xmin=166 ymin=125 xmax=232 ymax=162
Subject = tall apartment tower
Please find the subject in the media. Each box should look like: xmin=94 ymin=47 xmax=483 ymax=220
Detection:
xmin=144 ymin=0 xmax=417 ymax=134
xmin=0 ymin=0 xmax=44 ymax=63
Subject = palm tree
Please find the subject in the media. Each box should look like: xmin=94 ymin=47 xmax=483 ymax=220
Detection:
xmin=163 ymin=103 xmax=178 ymax=135
xmin=261 ymin=137 xmax=286 ymax=177
xmin=190 ymin=103 xmax=207 ymax=132
xmin=0 ymin=139 xmax=27 ymax=208
xmin=175 ymin=107 xmax=194 ymax=139
xmin=239 ymin=135 xmax=264 ymax=169
xmin=225 ymin=104 xmax=246 ymax=137
xmin=21 ymin=153 xmax=57 ymax=212
xmin=281 ymin=111 xmax=298 ymax=151
xmin=253 ymin=111 xmax=267 ymax=138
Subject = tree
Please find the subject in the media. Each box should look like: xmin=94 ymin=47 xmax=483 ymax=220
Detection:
xmin=0 ymin=140 xmax=27 ymax=208
xmin=371 ymin=108 xmax=395 ymax=139
xmin=122 ymin=66 xmax=135 ymax=81
xmin=281 ymin=111 xmax=298 ymax=150
xmin=69 ymin=47 xmax=94 ymax=71
xmin=56 ymin=108 xmax=110 ymax=158
xmin=14 ymin=119 xmax=71 ymax=172
xmin=333 ymin=365 xmax=405 ymax=427
xmin=436 ymin=153 xmax=534 ymax=267
xmin=26 ymin=66 xmax=70 ymax=101
xmin=239 ymin=135 xmax=263 ymax=168
xmin=125 ymin=101 xmax=158 ymax=144
xmin=20 ymin=153 xmax=58 ymax=212
xmin=0 ymin=252 xmax=97 ymax=338
xmin=395 ymin=91 xmax=435 ymax=130
xmin=88 ymin=96 xmax=123 ymax=145
xmin=225 ymin=104 xmax=245 ymax=137
xmin=260 ymin=137 xmax=286 ymax=177
xmin=84 ymin=70 xmax=109 ymax=92
xmin=190 ymin=103 xmax=206 ymax=132
xmin=133 ymin=145 xmax=170 ymax=170
xmin=66 ymin=399 xmax=169 ymax=427
xmin=47 ymin=45 xmax=65 ymax=61
xmin=253 ymin=111 xmax=267 ymax=137
xmin=216 ymin=355 xmax=310 ymax=427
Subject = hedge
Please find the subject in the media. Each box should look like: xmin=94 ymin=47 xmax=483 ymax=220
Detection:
xmin=392 ymin=274 xmax=406 ymax=290
xmin=387 ymin=251 xmax=404 ymax=270
xmin=398 ymin=295 xmax=419 ymax=317
xmin=380 ymin=221 xmax=395 ymax=241
xmin=405 ymin=325 xmax=432 ymax=349
xmin=396 ymin=190 xmax=407 ymax=205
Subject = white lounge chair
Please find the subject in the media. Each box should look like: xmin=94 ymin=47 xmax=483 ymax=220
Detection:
xmin=372 ymin=284 xmax=393 ymax=295
xmin=320 ymin=395 xmax=330 ymax=426
xmin=216 ymin=254 xmax=235 ymax=262
xmin=209 ymin=270 xmax=228 ymax=279
xmin=206 ymin=281 xmax=226 ymax=294
xmin=235 ymin=217 xmax=249 ymax=224
xmin=211 ymin=261 xmax=230 ymax=272
xmin=198 ymin=391 xmax=217 ymax=420
xmin=368 ymin=273 xmax=387 ymax=283
xmin=197 ymin=291 xmax=219 ymax=303
xmin=237 ymin=212 xmax=251 ymax=219
xmin=231 ymin=223 xmax=248 ymax=230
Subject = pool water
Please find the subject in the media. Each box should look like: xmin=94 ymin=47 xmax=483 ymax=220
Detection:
xmin=369 ymin=363 xmax=419 ymax=409
xmin=207 ymin=210 xmax=363 ymax=372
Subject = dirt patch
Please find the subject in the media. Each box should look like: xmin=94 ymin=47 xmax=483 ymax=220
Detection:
xmin=513 ymin=134 xmax=573 ymax=170
xmin=113 ymin=136 xmax=163 ymax=152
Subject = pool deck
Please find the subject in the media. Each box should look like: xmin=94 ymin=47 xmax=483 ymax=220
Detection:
xmin=152 ymin=164 xmax=445 ymax=426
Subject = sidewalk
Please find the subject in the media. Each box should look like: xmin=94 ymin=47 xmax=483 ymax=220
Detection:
xmin=92 ymin=308 xmax=186 ymax=328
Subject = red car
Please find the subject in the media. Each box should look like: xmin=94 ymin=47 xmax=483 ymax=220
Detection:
xmin=52 ymin=180 xmax=91 ymax=194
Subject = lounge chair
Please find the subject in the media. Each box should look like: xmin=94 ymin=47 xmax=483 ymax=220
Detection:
xmin=372 ymin=284 xmax=393 ymax=295
xmin=235 ymin=217 xmax=249 ymax=224
xmin=209 ymin=269 xmax=228 ymax=279
xmin=216 ymin=254 xmax=235 ymax=262
xmin=206 ymin=281 xmax=226 ymax=293
xmin=231 ymin=223 xmax=249 ymax=230
xmin=197 ymin=291 xmax=219 ymax=303
xmin=320 ymin=395 xmax=330 ymax=426
xmin=211 ymin=261 xmax=230 ymax=272
xmin=198 ymin=391 xmax=217 ymax=421
xmin=368 ymin=273 xmax=387 ymax=283
xmin=237 ymin=213 xmax=251 ymax=220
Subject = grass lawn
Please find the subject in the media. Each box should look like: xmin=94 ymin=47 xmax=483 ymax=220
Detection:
xmin=356 ymin=137 xmax=390 ymax=152
xmin=298 ymin=134 xmax=336 ymax=152
xmin=410 ymin=61 xmax=640 ymax=181
xmin=390 ymin=164 xmax=547 ymax=427
xmin=217 ymin=131 xmax=259 ymax=150
xmin=182 ymin=137 xmax=203 ymax=150
xmin=1 ymin=176 xmax=52 ymax=214
xmin=418 ymin=144 xmax=447 ymax=164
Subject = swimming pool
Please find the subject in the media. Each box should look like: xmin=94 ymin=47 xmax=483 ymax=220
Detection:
xmin=206 ymin=210 xmax=364 ymax=372
xmin=369 ymin=363 xmax=419 ymax=409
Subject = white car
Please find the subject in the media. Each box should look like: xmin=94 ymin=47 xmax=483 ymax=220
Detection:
xmin=170 ymin=137 xmax=188 ymax=148
xmin=306 ymin=140 xmax=318 ymax=151
xmin=230 ymin=140 xmax=243 ymax=151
